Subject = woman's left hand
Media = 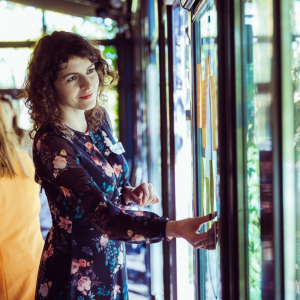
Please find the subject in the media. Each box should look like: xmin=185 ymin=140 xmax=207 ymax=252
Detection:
xmin=122 ymin=183 xmax=160 ymax=207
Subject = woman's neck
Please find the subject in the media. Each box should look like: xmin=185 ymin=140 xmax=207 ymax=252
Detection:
xmin=62 ymin=110 xmax=88 ymax=133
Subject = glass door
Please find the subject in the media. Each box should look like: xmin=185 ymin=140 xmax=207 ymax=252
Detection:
xmin=193 ymin=1 xmax=220 ymax=299
xmin=172 ymin=4 xmax=194 ymax=300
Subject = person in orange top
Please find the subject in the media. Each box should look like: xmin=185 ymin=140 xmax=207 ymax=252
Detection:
xmin=0 ymin=100 xmax=44 ymax=299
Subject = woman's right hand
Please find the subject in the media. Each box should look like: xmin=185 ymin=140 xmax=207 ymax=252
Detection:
xmin=166 ymin=212 xmax=218 ymax=249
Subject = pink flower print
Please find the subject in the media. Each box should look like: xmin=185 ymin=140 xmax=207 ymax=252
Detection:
xmin=86 ymin=262 xmax=90 ymax=267
xmin=42 ymin=244 xmax=54 ymax=261
xmin=104 ymin=136 xmax=113 ymax=147
xmin=71 ymin=259 xmax=80 ymax=275
xmin=77 ymin=276 xmax=91 ymax=295
xmin=135 ymin=211 xmax=144 ymax=217
xmin=36 ymin=139 xmax=41 ymax=151
xmin=102 ymin=130 xmax=107 ymax=137
xmin=39 ymin=283 xmax=49 ymax=297
xmin=48 ymin=228 xmax=54 ymax=242
xmin=60 ymin=149 xmax=67 ymax=156
xmin=131 ymin=234 xmax=145 ymax=241
xmin=113 ymin=164 xmax=123 ymax=177
xmin=42 ymin=251 xmax=47 ymax=262
xmin=100 ymin=234 xmax=109 ymax=246
xmin=60 ymin=186 xmax=71 ymax=197
xmin=85 ymin=142 xmax=93 ymax=150
xmin=36 ymin=133 xmax=47 ymax=151
xmin=84 ymin=131 xmax=90 ymax=136
xmin=113 ymin=284 xmax=121 ymax=299
xmin=53 ymin=156 xmax=67 ymax=169
xmin=47 ymin=244 xmax=54 ymax=258
xmin=118 ymin=246 xmax=124 ymax=265
xmin=93 ymin=144 xmax=101 ymax=153
xmin=79 ymin=259 xmax=87 ymax=268
xmin=58 ymin=216 xmax=72 ymax=233
xmin=102 ymin=162 xmax=114 ymax=177
xmin=48 ymin=281 xmax=52 ymax=288
xmin=92 ymin=156 xmax=102 ymax=166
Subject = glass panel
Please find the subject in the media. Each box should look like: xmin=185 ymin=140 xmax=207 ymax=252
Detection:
xmin=243 ymin=0 xmax=274 ymax=299
xmin=0 ymin=48 xmax=33 ymax=89
xmin=44 ymin=11 xmax=118 ymax=40
xmin=0 ymin=1 xmax=43 ymax=41
xmin=172 ymin=6 xmax=194 ymax=300
xmin=195 ymin=1 xmax=220 ymax=299
xmin=292 ymin=0 xmax=300 ymax=298
xmin=99 ymin=45 xmax=119 ymax=140
xmin=147 ymin=1 xmax=164 ymax=299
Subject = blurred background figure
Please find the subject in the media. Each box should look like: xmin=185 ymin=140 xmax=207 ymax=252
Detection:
xmin=0 ymin=94 xmax=31 ymax=157
xmin=0 ymin=100 xmax=44 ymax=300
xmin=0 ymin=94 xmax=52 ymax=239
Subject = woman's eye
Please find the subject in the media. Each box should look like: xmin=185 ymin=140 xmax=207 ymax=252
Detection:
xmin=88 ymin=68 xmax=95 ymax=74
xmin=67 ymin=76 xmax=76 ymax=82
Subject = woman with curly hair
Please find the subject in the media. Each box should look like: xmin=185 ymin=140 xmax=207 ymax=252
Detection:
xmin=23 ymin=31 xmax=217 ymax=300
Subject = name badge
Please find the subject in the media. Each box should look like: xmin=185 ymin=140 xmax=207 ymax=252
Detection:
xmin=109 ymin=142 xmax=125 ymax=155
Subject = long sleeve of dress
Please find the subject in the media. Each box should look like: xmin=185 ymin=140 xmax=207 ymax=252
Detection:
xmin=34 ymin=133 xmax=168 ymax=244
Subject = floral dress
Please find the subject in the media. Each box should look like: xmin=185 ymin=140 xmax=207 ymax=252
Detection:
xmin=33 ymin=116 xmax=168 ymax=300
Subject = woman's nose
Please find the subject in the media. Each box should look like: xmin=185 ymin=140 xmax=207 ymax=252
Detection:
xmin=80 ymin=76 xmax=92 ymax=90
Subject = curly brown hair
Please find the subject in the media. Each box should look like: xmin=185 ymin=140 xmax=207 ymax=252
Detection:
xmin=21 ymin=31 xmax=118 ymax=139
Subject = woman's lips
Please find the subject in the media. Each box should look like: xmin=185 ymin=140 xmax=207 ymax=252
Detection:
xmin=80 ymin=93 xmax=93 ymax=99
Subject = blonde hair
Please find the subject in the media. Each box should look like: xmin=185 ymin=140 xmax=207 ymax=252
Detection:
xmin=0 ymin=101 xmax=27 ymax=178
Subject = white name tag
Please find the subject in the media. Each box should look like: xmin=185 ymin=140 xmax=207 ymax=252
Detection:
xmin=109 ymin=142 xmax=125 ymax=155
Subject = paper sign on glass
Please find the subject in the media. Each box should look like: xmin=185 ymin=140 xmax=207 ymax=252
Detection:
xmin=109 ymin=142 xmax=125 ymax=155
xmin=197 ymin=64 xmax=202 ymax=128
xmin=211 ymin=75 xmax=217 ymax=151
xmin=200 ymin=56 xmax=210 ymax=129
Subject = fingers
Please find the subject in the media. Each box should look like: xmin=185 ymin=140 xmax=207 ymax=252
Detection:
xmin=202 ymin=211 xmax=217 ymax=223
xmin=148 ymin=183 xmax=155 ymax=205
xmin=129 ymin=192 xmax=142 ymax=205
xmin=191 ymin=221 xmax=218 ymax=249
xmin=195 ymin=235 xmax=218 ymax=250
xmin=132 ymin=183 xmax=160 ymax=207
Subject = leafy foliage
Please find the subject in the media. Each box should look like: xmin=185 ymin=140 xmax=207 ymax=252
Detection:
xmin=247 ymin=145 xmax=261 ymax=299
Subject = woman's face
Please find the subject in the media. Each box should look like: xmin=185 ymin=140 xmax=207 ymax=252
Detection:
xmin=54 ymin=56 xmax=99 ymax=112
xmin=1 ymin=101 xmax=15 ymax=131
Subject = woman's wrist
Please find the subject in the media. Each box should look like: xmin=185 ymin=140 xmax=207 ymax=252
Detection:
xmin=166 ymin=220 xmax=182 ymax=238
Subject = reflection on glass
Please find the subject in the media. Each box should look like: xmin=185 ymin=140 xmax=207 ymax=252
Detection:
xmin=196 ymin=1 xmax=220 ymax=299
xmin=0 ymin=48 xmax=33 ymax=89
xmin=292 ymin=0 xmax=300 ymax=298
xmin=45 ymin=11 xmax=118 ymax=40
xmin=244 ymin=0 xmax=274 ymax=299
xmin=0 ymin=1 xmax=43 ymax=41
xmin=172 ymin=6 xmax=194 ymax=300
